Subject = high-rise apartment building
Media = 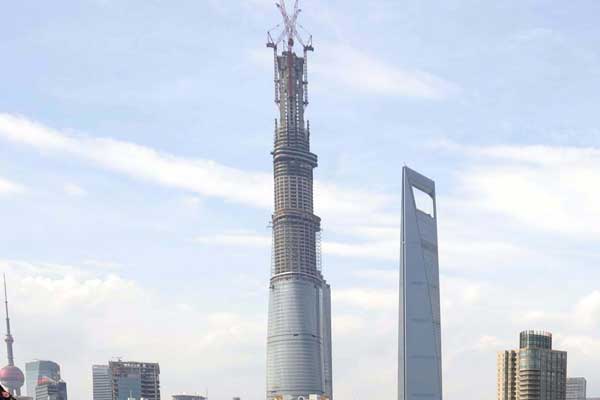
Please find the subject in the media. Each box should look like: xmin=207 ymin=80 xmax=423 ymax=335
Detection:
xmin=264 ymin=2 xmax=332 ymax=400
xmin=25 ymin=361 xmax=60 ymax=398
xmin=497 ymin=350 xmax=518 ymax=400
xmin=497 ymin=331 xmax=567 ymax=400
xmin=109 ymin=361 xmax=160 ymax=400
xmin=34 ymin=377 xmax=67 ymax=400
xmin=566 ymin=378 xmax=586 ymax=400
xmin=398 ymin=167 xmax=443 ymax=400
xmin=92 ymin=365 xmax=112 ymax=400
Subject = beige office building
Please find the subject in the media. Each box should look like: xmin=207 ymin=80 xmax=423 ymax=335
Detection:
xmin=498 ymin=350 xmax=518 ymax=400
xmin=497 ymin=331 xmax=567 ymax=400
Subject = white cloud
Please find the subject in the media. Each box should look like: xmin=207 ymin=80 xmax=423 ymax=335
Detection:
xmin=443 ymin=142 xmax=600 ymax=237
xmin=329 ymin=274 xmax=485 ymax=321
xmin=441 ymin=277 xmax=485 ymax=311
xmin=181 ymin=195 xmax=203 ymax=208
xmin=19 ymin=273 xmax=141 ymax=312
xmin=332 ymin=314 xmax=365 ymax=335
xmin=323 ymin=239 xmax=398 ymax=261
xmin=0 ymin=260 xmax=266 ymax=399
xmin=511 ymin=28 xmax=559 ymax=43
xmin=193 ymin=231 xmax=400 ymax=261
xmin=0 ymin=114 xmax=272 ymax=208
xmin=11 ymin=114 xmax=590 ymax=277
xmin=0 ymin=113 xmax=396 ymax=235
xmin=558 ymin=335 xmax=600 ymax=359
xmin=327 ymin=275 xmax=494 ymax=400
xmin=194 ymin=231 xmax=271 ymax=248
xmin=510 ymin=290 xmax=600 ymax=334
xmin=0 ymin=177 xmax=25 ymax=195
xmin=0 ymin=259 xmax=95 ymax=280
xmin=82 ymin=259 xmax=122 ymax=270
xmin=441 ymin=235 xmax=541 ymax=271
xmin=333 ymin=288 xmax=396 ymax=311
xmin=574 ymin=291 xmax=600 ymax=328
xmin=313 ymin=44 xmax=459 ymax=99
xmin=351 ymin=268 xmax=398 ymax=283
xmin=64 ymin=183 xmax=87 ymax=197
xmin=208 ymin=0 xmax=274 ymax=15
xmin=249 ymin=43 xmax=459 ymax=100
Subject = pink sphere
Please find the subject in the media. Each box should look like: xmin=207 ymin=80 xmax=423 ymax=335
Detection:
xmin=0 ymin=365 xmax=25 ymax=391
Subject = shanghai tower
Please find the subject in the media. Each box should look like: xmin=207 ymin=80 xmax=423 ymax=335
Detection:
xmin=265 ymin=2 xmax=332 ymax=400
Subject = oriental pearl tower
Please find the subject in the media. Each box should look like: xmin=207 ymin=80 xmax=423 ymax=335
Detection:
xmin=0 ymin=275 xmax=24 ymax=396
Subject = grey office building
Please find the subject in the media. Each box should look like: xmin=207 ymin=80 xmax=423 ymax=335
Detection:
xmin=567 ymin=378 xmax=586 ymax=400
xmin=34 ymin=378 xmax=67 ymax=400
xmin=264 ymin=2 xmax=332 ymax=400
xmin=109 ymin=361 xmax=160 ymax=400
xmin=497 ymin=331 xmax=567 ymax=400
xmin=25 ymin=361 xmax=60 ymax=398
xmin=399 ymin=167 xmax=443 ymax=400
xmin=93 ymin=365 xmax=112 ymax=400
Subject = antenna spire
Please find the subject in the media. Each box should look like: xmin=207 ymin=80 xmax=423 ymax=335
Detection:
xmin=0 ymin=274 xmax=24 ymax=396
xmin=3 ymin=274 xmax=14 ymax=367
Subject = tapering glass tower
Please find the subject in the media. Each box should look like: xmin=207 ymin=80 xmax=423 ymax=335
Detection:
xmin=399 ymin=167 xmax=442 ymax=400
xmin=265 ymin=2 xmax=332 ymax=400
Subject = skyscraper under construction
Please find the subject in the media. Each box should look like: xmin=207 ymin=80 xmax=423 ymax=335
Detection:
xmin=265 ymin=2 xmax=332 ymax=400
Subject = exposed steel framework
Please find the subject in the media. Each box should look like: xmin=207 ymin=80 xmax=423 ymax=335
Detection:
xmin=265 ymin=2 xmax=332 ymax=400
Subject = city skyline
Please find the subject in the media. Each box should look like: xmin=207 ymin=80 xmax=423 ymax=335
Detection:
xmin=2 ymin=1 xmax=600 ymax=400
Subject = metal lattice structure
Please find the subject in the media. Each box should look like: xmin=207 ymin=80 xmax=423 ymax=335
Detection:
xmin=266 ymin=2 xmax=332 ymax=400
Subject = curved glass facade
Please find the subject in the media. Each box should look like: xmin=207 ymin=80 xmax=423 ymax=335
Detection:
xmin=25 ymin=361 xmax=60 ymax=397
xmin=265 ymin=38 xmax=332 ymax=400
xmin=498 ymin=331 xmax=566 ymax=400
xmin=267 ymin=277 xmax=325 ymax=395
xmin=520 ymin=331 xmax=552 ymax=350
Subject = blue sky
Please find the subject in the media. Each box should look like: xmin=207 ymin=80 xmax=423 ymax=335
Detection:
xmin=2 ymin=1 xmax=600 ymax=399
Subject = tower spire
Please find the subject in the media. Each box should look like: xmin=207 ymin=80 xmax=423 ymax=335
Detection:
xmin=3 ymin=274 xmax=14 ymax=367
xmin=0 ymin=274 xmax=23 ymax=397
